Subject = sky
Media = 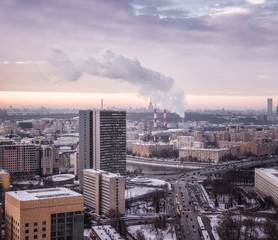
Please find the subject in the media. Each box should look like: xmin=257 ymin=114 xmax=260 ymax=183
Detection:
xmin=1 ymin=0 xmax=278 ymax=114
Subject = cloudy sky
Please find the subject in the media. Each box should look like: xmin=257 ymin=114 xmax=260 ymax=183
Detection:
xmin=1 ymin=0 xmax=278 ymax=112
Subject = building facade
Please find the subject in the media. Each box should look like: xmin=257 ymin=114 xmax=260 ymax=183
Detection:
xmin=179 ymin=147 xmax=229 ymax=163
xmin=5 ymin=187 xmax=84 ymax=240
xmin=255 ymin=168 xmax=278 ymax=206
xmin=267 ymin=98 xmax=273 ymax=115
xmin=0 ymin=169 xmax=10 ymax=191
xmin=83 ymin=169 xmax=125 ymax=215
xmin=79 ymin=110 xmax=126 ymax=187
xmin=0 ymin=140 xmax=39 ymax=175
xmin=41 ymin=145 xmax=59 ymax=176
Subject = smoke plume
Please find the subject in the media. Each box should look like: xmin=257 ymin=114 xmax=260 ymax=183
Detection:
xmin=49 ymin=48 xmax=186 ymax=116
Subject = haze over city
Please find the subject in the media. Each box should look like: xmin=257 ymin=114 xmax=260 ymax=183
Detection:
xmin=1 ymin=0 xmax=278 ymax=112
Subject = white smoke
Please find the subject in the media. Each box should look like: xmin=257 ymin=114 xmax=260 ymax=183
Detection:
xmin=49 ymin=48 xmax=186 ymax=116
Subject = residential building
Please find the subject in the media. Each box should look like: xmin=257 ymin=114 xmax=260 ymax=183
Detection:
xmin=255 ymin=168 xmax=278 ymax=205
xmin=83 ymin=169 xmax=125 ymax=215
xmin=0 ymin=139 xmax=39 ymax=176
xmin=132 ymin=142 xmax=173 ymax=157
xmin=79 ymin=110 xmax=126 ymax=188
xmin=41 ymin=145 xmax=59 ymax=176
xmin=5 ymin=187 xmax=84 ymax=240
xmin=179 ymin=147 xmax=229 ymax=163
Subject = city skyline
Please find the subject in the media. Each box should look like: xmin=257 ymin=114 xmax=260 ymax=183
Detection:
xmin=1 ymin=0 xmax=278 ymax=112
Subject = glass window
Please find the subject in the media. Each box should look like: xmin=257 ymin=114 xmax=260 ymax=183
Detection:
xmin=42 ymin=227 xmax=46 ymax=231
xmin=25 ymin=230 xmax=29 ymax=234
xmin=25 ymin=223 xmax=29 ymax=227
xmin=42 ymin=234 xmax=46 ymax=238
xmin=34 ymin=235 xmax=38 ymax=239
xmin=34 ymin=229 xmax=38 ymax=232
xmin=42 ymin=221 xmax=46 ymax=225
xmin=34 ymin=222 xmax=38 ymax=226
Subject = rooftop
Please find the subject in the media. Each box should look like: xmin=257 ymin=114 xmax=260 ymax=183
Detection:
xmin=83 ymin=169 xmax=123 ymax=178
xmin=0 ymin=169 xmax=9 ymax=174
xmin=257 ymin=168 xmax=278 ymax=183
xmin=7 ymin=187 xmax=82 ymax=201
xmin=92 ymin=225 xmax=123 ymax=240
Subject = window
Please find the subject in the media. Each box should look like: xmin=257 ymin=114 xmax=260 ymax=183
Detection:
xmin=34 ymin=229 xmax=37 ymax=232
xmin=42 ymin=221 xmax=46 ymax=225
xmin=25 ymin=230 xmax=29 ymax=234
xmin=25 ymin=237 xmax=29 ymax=240
xmin=34 ymin=222 xmax=38 ymax=226
xmin=42 ymin=234 xmax=46 ymax=238
xmin=25 ymin=223 xmax=29 ymax=227
xmin=34 ymin=235 xmax=38 ymax=239
xmin=42 ymin=227 xmax=46 ymax=231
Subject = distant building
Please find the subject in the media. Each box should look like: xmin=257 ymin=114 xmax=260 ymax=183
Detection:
xmin=0 ymin=169 xmax=10 ymax=191
xmin=267 ymin=98 xmax=273 ymax=115
xmin=5 ymin=187 xmax=84 ymax=240
xmin=83 ymin=169 xmax=125 ymax=215
xmin=41 ymin=145 xmax=59 ymax=176
xmin=79 ymin=110 xmax=126 ymax=188
xmin=132 ymin=142 xmax=173 ymax=157
xmin=255 ymin=168 xmax=278 ymax=206
xmin=0 ymin=203 xmax=1 ymax=239
xmin=179 ymin=147 xmax=229 ymax=163
xmin=91 ymin=225 xmax=124 ymax=240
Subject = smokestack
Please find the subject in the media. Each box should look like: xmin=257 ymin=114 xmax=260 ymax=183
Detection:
xmin=101 ymin=99 xmax=103 ymax=110
xmin=163 ymin=109 xmax=167 ymax=127
xmin=154 ymin=107 xmax=157 ymax=129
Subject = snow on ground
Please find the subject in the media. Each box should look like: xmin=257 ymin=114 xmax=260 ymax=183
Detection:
xmin=83 ymin=228 xmax=91 ymax=237
xmin=128 ymin=224 xmax=176 ymax=240
xmin=125 ymin=186 xmax=160 ymax=199
xmin=207 ymin=215 xmax=220 ymax=240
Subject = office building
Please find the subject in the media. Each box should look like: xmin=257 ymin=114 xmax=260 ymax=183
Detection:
xmin=0 ymin=169 xmax=10 ymax=191
xmin=83 ymin=169 xmax=125 ymax=215
xmin=267 ymin=98 xmax=273 ymax=115
xmin=255 ymin=168 xmax=278 ymax=205
xmin=5 ymin=187 xmax=84 ymax=240
xmin=79 ymin=110 xmax=126 ymax=187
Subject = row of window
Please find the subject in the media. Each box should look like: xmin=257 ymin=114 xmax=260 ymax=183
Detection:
xmin=25 ymin=234 xmax=46 ymax=239
xmin=25 ymin=221 xmax=46 ymax=227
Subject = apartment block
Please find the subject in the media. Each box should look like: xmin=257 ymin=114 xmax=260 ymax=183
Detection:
xmin=5 ymin=187 xmax=84 ymax=240
xmin=83 ymin=169 xmax=125 ymax=215
xmin=132 ymin=142 xmax=173 ymax=157
xmin=0 ymin=140 xmax=39 ymax=175
xmin=41 ymin=145 xmax=59 ymax=176
xmin=255 ymin=168 xmax=278 ymax=206
xmin=179 ymin=147 xmax=229 ymax=163
xmin=79 ymin=110 xmax=126 ymax=187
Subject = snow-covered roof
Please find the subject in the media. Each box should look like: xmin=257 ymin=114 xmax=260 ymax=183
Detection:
xmin=257 ymin=168 xmax=278 ymax=183
xmin=84 ymin=169 xmax=123 ymax=178
xmin=0 ymin=169 xmax=9 ymax=174
xmin=92 ymin=225 xmax=123 ymax=240
xmin=48 ymin=174 xmax=75 ymax=182
xmin=7 ymin=187 xmax=82 ymax=201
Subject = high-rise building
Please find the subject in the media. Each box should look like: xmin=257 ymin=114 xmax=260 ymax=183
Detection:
xmin=79 ymin=110 xmax=126 ymax=187
xmin=267 ymin=98 xmax=273 ymax=115
xmin=83 ymin=169 xmax=125 ymax=215
xmin=5 ymin=187 xmax=84 ymax=240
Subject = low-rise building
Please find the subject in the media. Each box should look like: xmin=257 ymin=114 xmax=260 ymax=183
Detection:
xmin=83 ymin=169 xmax=125 ymax=215
xmin=255 ymin=168 xmax=278 ymax=206
xmin=91 ymin=225 xmax=123 ymax=240
xmin=5 ymin=187 xmax=84 ymax=240
xmin=179 ymin=147 xmax=229 ymax=163
xmin=132 ymin=142 xmax=173 ymax=157
xmin=0 ymin=169 xmax=10 ymax=191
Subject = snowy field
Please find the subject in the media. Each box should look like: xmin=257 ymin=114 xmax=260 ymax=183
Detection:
xmin=128 ymin=224 xmax=176 ymax=240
